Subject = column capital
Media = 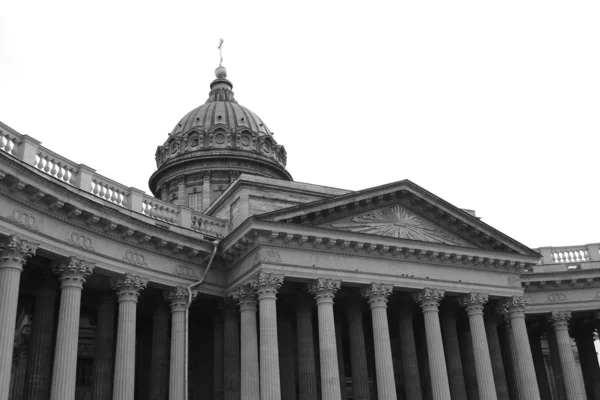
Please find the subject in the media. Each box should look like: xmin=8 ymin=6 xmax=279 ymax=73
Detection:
xmin=165 ymin=286 xmax=196 ymax=312
xmin=111 ymin=273 xmax=147 ymax=302
xmin=0 ymin=235 xmax=37 ymax=270
xmin=53 ymin=256 xmax=94 ymax=288
xmin=232 ymin=283 xmax=257 ymax=312
xmin=308 ymin=278 xmax=341 ymax=304
xmin=413 ymin=287 xmax=445 ymax=312
xmin=500 ymin=295 xmax=529 ymax=319
xmin=251 ymin=271 xmax=283 ymax=300
xmin=220 ymin=297 xmax=238 ymax=319
xmin=362 ymin=283 xmax=393 ymax=308
xmin=550 ymin=310 xmax=572 ymax=331
xmin=459 ymin=292 xmax=489 ymax=315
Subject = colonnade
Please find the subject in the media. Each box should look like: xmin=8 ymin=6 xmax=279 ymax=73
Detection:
xmin=1 ymin=235 xmax=598 ymax=400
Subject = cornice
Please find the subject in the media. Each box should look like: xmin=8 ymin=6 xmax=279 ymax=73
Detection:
xmin=221 ymin=219 xmax=538 ymax=273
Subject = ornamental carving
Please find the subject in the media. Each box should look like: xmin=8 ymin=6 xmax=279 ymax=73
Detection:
xmin=253 ymin=249 xmax=283 ymax=265
xmin=0 ymin=235 xmax=37 ymax=266
xmin=8 ymin=208 xmax=42 ymax=230
xmin=362 ymin=283 xmax=393 ymax=308
xmin=165 ymin=286 xmax=196 ymax=311
xmin=500 ymin=295 xmax=529 ymax=318
xmin=67 ymin=231 xmax=94 ymax=251
xmin=413 ymin=288 xmax=445 ymax=312
xmin=331 ymin=205 xmax=465 ymax=245
xmin=548 ymin=293 xmax=568 ymax=303
xmin=251 ymin=272 xmax=284 ymax=299
xmin=111 ymin=274 xmax=147 ymax=301
xmin=309 ymin=278 xmax=341 ymax=304
xmin=122 ymin=250 xmax=148 ymax=267
xmin=507 ymin=276 xmax=521 ymax=287
xmin=232 ymin=283 xmax=257 ymax=311
xmin=459 ymin=292 xmax=489 ymax=314
xmin=53 ymin=257 xmax=94 ymax=287
xmin=174 ymin=264 xmax=198 ymax=278
xmin=550 ymin=310 xmax=572 ymax=330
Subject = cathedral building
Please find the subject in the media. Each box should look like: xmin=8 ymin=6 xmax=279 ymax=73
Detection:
xmin=0 ymin=63 xmax=598 ymax=400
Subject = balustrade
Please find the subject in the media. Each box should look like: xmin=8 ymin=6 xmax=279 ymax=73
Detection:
xmin=0 ymin=122 xmax=227 ymax=237
xmin=536 ymin=244 xmax=600 ymax=265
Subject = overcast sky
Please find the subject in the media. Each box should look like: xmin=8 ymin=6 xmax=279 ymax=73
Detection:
xmin=1 ymin=1 xmax=599 ymax=249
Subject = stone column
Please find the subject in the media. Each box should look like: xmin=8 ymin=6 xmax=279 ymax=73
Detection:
xmin=413 ymin=288 xmax=451 ymax=400
xmin=160 ymin=183 xmax=169 ymax=202
xmin=484 ymin=314 xmax=510 ymax=400
xmin=296 ymin=293 xmax=318 ymax=400
xmin=111 ymin=274 xmax=147 ymax=400
xmin=213 ymin=316 xmax=225 ymax=400
xmin=0 ymin=235 xmax=36 ymax=400
xmin=252 ymin=272 xmax=284 ymax=400
xmin=363 ymin=283 xmax=396 ymax=400
xmin=166 ymin=287 xmax=195 ymax=400
xmin=500 ymin=296 xmax=541 ymax=400
xmin=550 ymin=311 xmax=586 ymax=400
xmin=202 ymin=171 xmax=211 ymax=211
xmin=335 ymin=315 xmax=347 ymax=399
xmin=440 ymin=303 xmax=467 ymax=400
xmin=309 ymin=278 xmax=342 ymax=400
xmin=176 ymin=176 xmax=186 ymax=206
xmin=547 ymin=329 xmax=567 ymax=400
xmin=503 ymin=319 xmax=523 ymax=400
xmin=48 ymin=257 xmax=93 ymax=400
xmin=91 ymin=292 xmax=117 ymax=400
xmin=347 ymin=300 xmax=371 ymax=400
xmin=221 ymin=299 xmax=240 ymax=400
xmin=233 ymin=284 xmax=260 ymax=400
xmin=23 ymin=274 xmax=58 ymax=400
xmin=459 ymin=293 xmax=497 ymax=400
xmin=11 ymin=341 xmax=29 ymax=400
xmin=278 ymin=308 xmax=297 ymax=400
xmin=149 ymin=303 xmax=169 ymax=400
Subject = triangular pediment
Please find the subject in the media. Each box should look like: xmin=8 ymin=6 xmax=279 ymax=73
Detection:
xmin=256 ymin=179 xmax=540 ymax=258
xmin=321 ymin=204 xmax=475 ymax=247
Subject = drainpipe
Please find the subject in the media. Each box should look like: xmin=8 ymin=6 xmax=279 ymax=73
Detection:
xmin=183 ymin=239 xmax=220 ymax=400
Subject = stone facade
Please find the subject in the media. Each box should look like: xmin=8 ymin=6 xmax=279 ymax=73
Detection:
xmin=0 ymin=65 xmax=598 ymax=400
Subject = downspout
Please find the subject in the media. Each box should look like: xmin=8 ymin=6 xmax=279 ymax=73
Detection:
xmin=184 ymin=239 xmax=220 ymax=400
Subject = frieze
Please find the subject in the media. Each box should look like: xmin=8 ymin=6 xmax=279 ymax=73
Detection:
xmin=252 ymin=249 xmax=283 ymax=265
xmin=174 ymin=264 xmax=198 ymax=278
xmin=547 ymin=293 xmax=568 ymax=303
xmin=8 ymin=208 xmax=42 ymax=230
xmin=67 ymin=231 xmax=95 ymax=251
xmin=507 ymin=276 xmax=521 ymax=287
xmin=122 ymin=250 xmax=148 ymax=267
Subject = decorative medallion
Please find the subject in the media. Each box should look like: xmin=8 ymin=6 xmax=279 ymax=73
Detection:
xmin=331 ymin=205 xmax=465 ymax=245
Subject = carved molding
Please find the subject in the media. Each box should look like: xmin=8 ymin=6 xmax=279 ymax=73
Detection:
xmin=122 ymin=250 xmax=148 ymax=267
xmin=67 ymin=231 xmax=95 ymax=251
xmin=8 ymin=208 xmax=42 ymax=231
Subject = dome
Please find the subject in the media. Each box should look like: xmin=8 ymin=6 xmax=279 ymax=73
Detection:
xmin=148 ymin=66 xmax=292 ymax=206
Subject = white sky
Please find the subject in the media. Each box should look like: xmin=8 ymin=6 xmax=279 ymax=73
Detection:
xmin=1 ymin=1 xmax=599 ymax=249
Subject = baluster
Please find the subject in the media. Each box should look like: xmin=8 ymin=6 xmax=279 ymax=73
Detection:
xmin=584 ymin=250 xmax=589 ymax=261
xmin=110 ymin=186 xmax=118 ymax=203
xmin=34 ymin=153 xmax=42 ymax=169
xmin=56 ymin=162 xmax=65 ymax=180
xmin=50 ymin=159 xmax=58 ymax=177
xmin=66 ymin=167 xmax=75 ymax=185
xmin=43 ymin=156 xmax=52 ymax=173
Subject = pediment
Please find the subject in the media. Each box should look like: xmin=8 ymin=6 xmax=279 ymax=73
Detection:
xmin=320 ymin=204 xmax=476 ymax=247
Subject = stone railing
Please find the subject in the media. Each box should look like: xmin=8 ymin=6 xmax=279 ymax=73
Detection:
xmin=535 ymin=244 xmax=600 ymax=265
xmin=0 ymin=122 xmax=227 ymax=237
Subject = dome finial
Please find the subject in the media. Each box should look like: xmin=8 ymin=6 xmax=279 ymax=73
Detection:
xmin=215 ymin=38 xmax=227 ymax=79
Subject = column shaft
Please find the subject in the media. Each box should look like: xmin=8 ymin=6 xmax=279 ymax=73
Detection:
xmin=502 ymin=297 xmax=541 ymax=400
xmin=335 ymin=316 xmax=347 ymax=399
xmin=253 ymin=272 xmax=283 ymax=400
xmin=49 ymin=258 xmax=93 ymax=400
xmin=414 ymin=289 xmax=451 ymax=400
xmin=111 ymin=274 xmax=146 ymax=400
xmin=91 ymin=293 xmax=116 ymax=400
xmin=459 ymin=327 xmax=479 ymax=400
xmin=363 ymin=284 xmax=396 ymax=400
xmin=167 ymin=287 xmax=194 ymax=400
xmin=528 ymin=327 xmax=552 ymax=400
xmin=234 ymin=284 xmax=260 ymax=400
xmin=398 ymin=300 xmax=423 ymax=400
xmin=551 ymin=311 xmax=586 ymax=400
xmin=150 ymin=304 xmax=170 ymax=400
xmin=440 ymin=305 xmax=467 ymax=400
xmin=0 ymin=236 xmax=34 ymax=400
xmin=574 ymin=325 xmax=600 ymax=400
xmin=296 ymin=295 xmax=318 ymax=400
xmin=311 ymin=279 xmax=342 ymax=400
xmin=484 ymin=316 xmax=510 ymax=400
xmin=547 ymin=329 xmax=567 ymax=400
xmin=347 ymin=302 xmax=371 ymax=400
xmin=11 ymin=347 xmax=28 ymax=400
xmin=23 ymin=278 xmax=57 ymax=400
